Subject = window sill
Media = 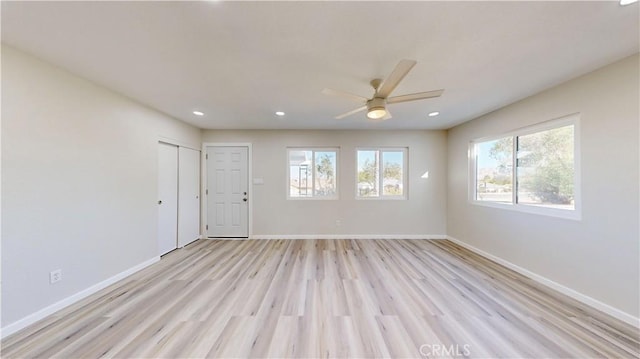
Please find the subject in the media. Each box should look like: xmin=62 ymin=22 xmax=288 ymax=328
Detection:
xmin=470 ymin=200 xmax=581 ymax=221
xmin=287 ymin=196 xmax=339 ymax=201
xmin=356 ymin=196 xmax=407 ymax=201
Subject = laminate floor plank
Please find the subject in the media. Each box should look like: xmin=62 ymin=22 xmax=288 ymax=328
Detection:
xmin=2 ymin=239 xmax=638 ymax=358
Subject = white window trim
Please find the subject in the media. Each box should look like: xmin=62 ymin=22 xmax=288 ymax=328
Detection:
xmin=468 ymin=113 xmax=581 ymax=220
xmin=286 ymin=147 xmax=339 ymax=200
xmin=355 ymin=147 xmax=408 ymax=200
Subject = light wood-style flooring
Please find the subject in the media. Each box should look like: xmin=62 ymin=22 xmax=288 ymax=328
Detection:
xmin=2 ymin=239 xmax=639 ymax=358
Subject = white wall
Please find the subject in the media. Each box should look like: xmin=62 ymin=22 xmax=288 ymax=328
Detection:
xmin=447 ymin=54 xmax=639 ymax=319
xmin=202 ymin=130 xmax=447 ymax=237
xmin=3 ymin=41 xmax=635 ymax=335
xmin=1 ymin=46 xmax=201 ymax=328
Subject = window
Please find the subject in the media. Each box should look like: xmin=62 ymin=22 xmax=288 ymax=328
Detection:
xmin=356 ymin=148 xmax=407 ymax=199
xmin=470 ymin=115 xmax=579 ymax=219
xmin=287 ymin=148 xmax=338 ymax=199
xmin=475 ymin=137 xmax=513 ymax=203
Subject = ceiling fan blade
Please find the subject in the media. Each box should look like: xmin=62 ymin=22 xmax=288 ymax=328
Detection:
xmin=322 ymin=88 xmax=368 ymax=103
xmin=387 ymin=89 xmax=444 ymax=104
xmin=335 ymin=106 xmax=367 ymax=120
xmin=375 ymin=59 xmax=417 ymax=98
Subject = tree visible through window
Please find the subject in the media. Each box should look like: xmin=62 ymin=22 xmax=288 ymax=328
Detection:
xmin=475 ymin=137 xmax=513 ymax=203
xmin=472 ymin=117 xmax=577 ymax=214
xmin=357 ymin=149 xmax=406 ymax=199
xmin=517 ymin=125 xmax=574 ymax=208
xmin=288 ymin=148 xmax=338 ymax=199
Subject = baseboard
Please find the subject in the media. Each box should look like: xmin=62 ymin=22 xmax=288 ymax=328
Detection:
xmin=446 ymin=236 xmax=640 ymax=328
xmin=1 ymin=256 xmax=160 ymax=339
xmin=249 ymin=234 xmax=448 ymax=240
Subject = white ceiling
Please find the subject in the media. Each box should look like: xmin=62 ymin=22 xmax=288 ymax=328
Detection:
xmin=2 ymin=1 xmax=638 ymax=130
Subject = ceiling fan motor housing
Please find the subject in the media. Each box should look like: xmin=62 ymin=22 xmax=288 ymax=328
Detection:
xmin=367 ymin=97 xmax=387 ymax=119
xmin=367 ymin=97 xmax=387 ymax=111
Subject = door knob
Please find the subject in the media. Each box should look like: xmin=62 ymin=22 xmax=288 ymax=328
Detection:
xmin=158 ymin=200 xmax=162 ymax=205
xmin=243 ymin=198 xmax=247 ymax=202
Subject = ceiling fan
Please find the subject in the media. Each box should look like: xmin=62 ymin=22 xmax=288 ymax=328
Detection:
xmin=322 ymin=59 xmax=443 ymax=121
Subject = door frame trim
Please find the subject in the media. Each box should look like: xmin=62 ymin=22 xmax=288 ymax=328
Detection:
xmin=159 ymin=136 xmax=200 ymax=151
xmin=201 ymin=142 xmax=253 ymax=238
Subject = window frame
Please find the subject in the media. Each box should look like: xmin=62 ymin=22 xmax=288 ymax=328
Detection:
xmin=286 ymin=147 xmax=339 ymax=200
xmin=468 ymin=114 xmax=581 ymax=220
xmin=355 ymin=147 xmax=408 ymax=200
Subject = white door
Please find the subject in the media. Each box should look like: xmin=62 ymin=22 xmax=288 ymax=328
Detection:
xmin=158 ymin=142 xmax=178 ymax=255
xmin=178 ymin=147 xmax=200 ymax=247
xmin=207 ymin=146 xmax=249 ymax=237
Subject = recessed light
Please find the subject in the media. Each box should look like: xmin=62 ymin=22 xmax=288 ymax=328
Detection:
xmin=428 ymin=111 xmax=440 ymax=117
xmin=193 ymin=111 xmax=204 ymax=116
xmin=620 ymin=0 xmax=638 ymax=5
xmin=275 ymin=111 xmax=285 ymax=116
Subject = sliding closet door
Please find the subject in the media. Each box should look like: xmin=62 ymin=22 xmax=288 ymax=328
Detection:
xmin=178 ymin=147 xmax=200 ymax=247
xmin=158 ymin=142 xmax=178 ymax=256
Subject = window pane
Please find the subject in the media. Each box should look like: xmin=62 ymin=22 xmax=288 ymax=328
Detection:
xmin=475 ymin=137 xmax=513 ymax=203
xmin=314 ymin=151 xmax=337 ymax=197
xmin=357 ymin=150 xmax=379 ymax=197
xmin=517 ymin=125 xmax=574 ymax=209
xmin=289 ymin=150 xmax=312 ymax=197
xmin=382 ymin=151 xmax=403 ymax=196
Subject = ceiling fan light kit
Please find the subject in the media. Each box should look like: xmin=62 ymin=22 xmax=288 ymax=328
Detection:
xmin=366 ymin=97 xmax=387 ymax=119
xmin=323 ymin=59 xmax=444 ymax=122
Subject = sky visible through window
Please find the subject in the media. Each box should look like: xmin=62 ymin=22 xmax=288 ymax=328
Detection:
xmin=288 ymin=151 xmax=337 ymax=180
xmin=383 ymin=151 xmax=402 ymax=167
xmin=357 ymin=150 xmax=403 ymax=168
xmin=476 ymin=140 xmax=499 ymax=168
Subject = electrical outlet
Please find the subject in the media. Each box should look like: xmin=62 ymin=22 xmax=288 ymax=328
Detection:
xmin=50 ymin=269 xmax=62 ymax=284
xmin=335 ymin=220 xmax=341 ymax=226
